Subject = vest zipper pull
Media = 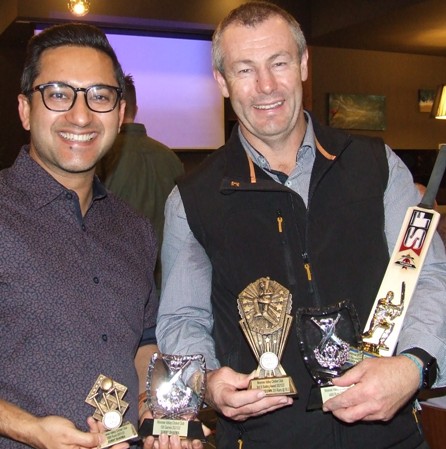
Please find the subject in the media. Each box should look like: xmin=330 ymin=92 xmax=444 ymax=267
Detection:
xmin=303 ymin=252 xmax=314 ymax=293
xmin=276 ymin=210 xmax=283 ymax=233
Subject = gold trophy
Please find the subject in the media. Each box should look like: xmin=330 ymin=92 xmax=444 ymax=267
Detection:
xmin=237 ymin=277 xmax=297 ymax=396
xmin=85 ymin=374 xmax=138 ymax=448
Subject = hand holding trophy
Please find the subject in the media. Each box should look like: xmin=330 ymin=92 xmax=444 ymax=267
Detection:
xmin=238 ymin=277 xmax=297 ymax=396
xmin=139 ymin=353 xmax=207 ymax=442
xmin=85 ymin=374 xmax=139 ymax=448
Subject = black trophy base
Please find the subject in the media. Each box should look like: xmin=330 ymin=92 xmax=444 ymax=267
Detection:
xmin=139 ymin=419 xmax=206 ymax=442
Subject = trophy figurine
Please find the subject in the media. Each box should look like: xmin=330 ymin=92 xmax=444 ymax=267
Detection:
xmin=139 ymin=353 xmax=206 ymax=442
xmin=237 ymin=277 xmax=297 ymax=396
xmin=85 ymin=374 xmax=138 ymax=448
xmin=296 ymin=301 xmax=363 ymax=410
xmin=361 ymin=282 xmax=406 ymax=354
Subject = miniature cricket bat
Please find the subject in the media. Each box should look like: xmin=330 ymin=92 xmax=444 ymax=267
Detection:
xmin=362 ymin=144 xmax=446 ymax=357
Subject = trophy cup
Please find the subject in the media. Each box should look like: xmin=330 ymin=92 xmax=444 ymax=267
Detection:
xmin=85 ymin=374 xmax=139 ymax=448
xmin=139 ymin=353 xmax=206 ymax=441
xmin=237 ymin=276 xmax=297 ymax=396
xmin=296 ymin=301 xmax=364 ymax=410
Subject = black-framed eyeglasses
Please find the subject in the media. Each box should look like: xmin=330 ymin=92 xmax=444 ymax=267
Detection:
xmin=26 ymin=82 xmax=122 ymax=113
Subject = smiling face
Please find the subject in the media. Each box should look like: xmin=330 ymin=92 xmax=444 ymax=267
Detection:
xmin=214 ymin=16 xmax=308 ymax=149
xmin=18 ymin=45 xmax=125 ymax=184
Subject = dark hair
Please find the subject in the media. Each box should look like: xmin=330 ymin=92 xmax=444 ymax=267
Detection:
xmin=21 ymin=23 xmax=125 ymax=94
xmin=212 ymin=1 xmax=307 ymax=74
xmin=123 ymin=74 xmax=137 ymax=120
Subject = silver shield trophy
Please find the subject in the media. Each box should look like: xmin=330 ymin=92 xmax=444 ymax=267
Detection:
xmin=296 ymin=301 xmax=364 ymax=410
xmin=139 ymin=353 xmax=206 ymax=441
xmin=238 ymin=277 xmax=297 ymax=396
xmin=85 ymin=374 xmax=139 ymax=448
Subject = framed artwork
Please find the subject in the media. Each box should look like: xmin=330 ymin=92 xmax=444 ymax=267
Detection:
xmin=418 ymin=89 xmax=436 ymax=113
xmin=328 ymin=93 xmax=386 ymax=130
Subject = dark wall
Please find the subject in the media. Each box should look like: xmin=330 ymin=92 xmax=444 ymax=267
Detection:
xmin=0 ymin=22 xmax=32 ymax=170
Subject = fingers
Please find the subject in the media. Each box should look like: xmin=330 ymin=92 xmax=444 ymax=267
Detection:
xmin=323 ymin=356 xmax=420 ymax=423
xmin=221 ymin=392 xmax=293 ymax=421
xmin=143 ymin=434 xmax=204 ymax=449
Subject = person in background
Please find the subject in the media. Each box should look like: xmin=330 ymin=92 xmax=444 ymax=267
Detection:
xmin=0 ymin=22 xmax=200 ymax=449
xmin=156 ymin=2 xmax=446 ymax=449
xmin=96 ymin=74 xmax=184 ymax=289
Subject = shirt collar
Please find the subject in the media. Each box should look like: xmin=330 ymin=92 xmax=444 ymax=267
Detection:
xmin=11 ymin=146 xmax=107 ymax=211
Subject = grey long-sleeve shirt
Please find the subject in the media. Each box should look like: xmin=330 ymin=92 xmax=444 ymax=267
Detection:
xmin=157 ymin=115 xmax=446 ymax=386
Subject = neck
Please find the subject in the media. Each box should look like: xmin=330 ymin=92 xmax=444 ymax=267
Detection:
xmin=241 ymin=119 xmax=307 ymax=176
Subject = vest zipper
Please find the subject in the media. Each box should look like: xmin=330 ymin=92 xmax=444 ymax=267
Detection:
xmin=277 ymin=211 xmax=283 ymax=233
xmin=302 ymin=252 xmax=314 ymax=294
xmin=276 ymin=210 xmax=296 ymax=284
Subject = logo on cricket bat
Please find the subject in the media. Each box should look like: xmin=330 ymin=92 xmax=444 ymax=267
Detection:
xmin=397 ymin=210 xmax=434 ymax=259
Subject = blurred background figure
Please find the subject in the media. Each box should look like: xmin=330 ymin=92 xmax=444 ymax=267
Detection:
xmin=97 ymin=74 xmax=184 ymax=289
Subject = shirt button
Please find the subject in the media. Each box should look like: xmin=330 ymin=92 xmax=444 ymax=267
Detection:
xmin=93 ymin=277 xmax=99 ymax=284
xmin=66 ymin=192 xmax=73 ymax=200
xmin=102 ymin=334 xmax=108 ymax=342
xmin=285 ymin=180 xmax=292 ymax=187
xmin=82 ymin=224 xmax=87 ymax=231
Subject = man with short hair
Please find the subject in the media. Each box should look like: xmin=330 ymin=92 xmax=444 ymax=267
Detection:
xmin=0 ymin=22 xmax=198 ymax=449
xmin=157 ymin=2 xmax=446 ymax=448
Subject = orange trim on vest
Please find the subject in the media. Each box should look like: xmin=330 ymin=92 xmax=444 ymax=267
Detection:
xmin=247 ymin=154 xmax=257 ymax=184
xmin=315 ymin=138 xmax=336 ymax=160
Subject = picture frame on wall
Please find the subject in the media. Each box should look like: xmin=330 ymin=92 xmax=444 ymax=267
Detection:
xmin=418 ymin=89 xmax=436 ymax=113
xmin=328 ymin=93 xmax=386 ymax=131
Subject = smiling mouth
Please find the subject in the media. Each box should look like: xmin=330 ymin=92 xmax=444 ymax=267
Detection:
xmin=253 ymin=100 xmax=284 ymax=110
xmin=59 ymin=132 xmax=95 ymax=142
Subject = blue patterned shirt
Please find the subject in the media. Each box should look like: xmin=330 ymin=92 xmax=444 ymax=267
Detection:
xmin=0 ymin=147 xmax=158 ymax=448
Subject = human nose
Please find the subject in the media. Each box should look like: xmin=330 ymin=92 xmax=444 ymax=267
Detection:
xmin=256 ymin=67 xmax=277 ymax=94
xmin=64 ymin=92 xmax=93 ymax=126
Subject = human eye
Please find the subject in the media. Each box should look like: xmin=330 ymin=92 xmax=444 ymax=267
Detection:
xmin=88 ymin=86 xmax=115 ymax=104
xmin=45 ymin=84 xmax=71 ymax=103
xmin=232 ymin=62 xmax=254 ymax=77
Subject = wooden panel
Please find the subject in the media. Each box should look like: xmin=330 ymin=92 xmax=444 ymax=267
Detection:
xmin=420 ymin=403 xmax=446 ymax=449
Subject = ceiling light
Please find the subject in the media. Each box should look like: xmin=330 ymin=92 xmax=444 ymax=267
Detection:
xmin=67 ymin=0 xmax=91 ymax=17
xmin=431 ymin=85 xmax=446 ymax=119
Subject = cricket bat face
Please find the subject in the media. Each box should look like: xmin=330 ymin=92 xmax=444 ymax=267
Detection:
xmin=362 ymin=205 xmax=440 ymax=357
xmin=361 ymin=141 xmax=446 ymax=358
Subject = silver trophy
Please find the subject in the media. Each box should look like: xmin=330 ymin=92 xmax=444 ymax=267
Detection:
xmin=296 ymin=301 xmax=364 ymax=410
xmin=139 ymin=353 xmax=206 ymax=441
xmin=85 ymin=374 xmax=138 ymax=448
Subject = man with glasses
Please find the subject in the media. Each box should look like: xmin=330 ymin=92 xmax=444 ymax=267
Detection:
xmin=0 ymin=23 xmax=200 ymax=449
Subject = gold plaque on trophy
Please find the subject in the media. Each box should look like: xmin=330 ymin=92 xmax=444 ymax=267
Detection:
xmin=85 ymin=374 xmax=138 ymax=448
xmin=237 ymin=277 xmax=297 ymax=396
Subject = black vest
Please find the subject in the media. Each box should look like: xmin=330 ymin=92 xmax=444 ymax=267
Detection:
xmin=178 ymin=118 xmax=422 ymax=449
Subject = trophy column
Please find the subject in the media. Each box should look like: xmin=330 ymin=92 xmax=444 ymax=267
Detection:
xmin=238 ymin=277 xmax=297 ymax=396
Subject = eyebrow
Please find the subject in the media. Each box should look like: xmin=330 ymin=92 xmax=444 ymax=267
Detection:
xmin=232 ymin=51 xmax=293 ymax=67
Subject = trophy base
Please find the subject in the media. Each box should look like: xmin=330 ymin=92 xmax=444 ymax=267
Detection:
xmin=99 ymin=421 xmax=139 ymax=448
xmin=306 ymin=384 xmax=354 ymax=411
xmin=249 ymin=375 xmax=297 ymax=396
xmin=139 ymin=418 xmax=206 ymax=442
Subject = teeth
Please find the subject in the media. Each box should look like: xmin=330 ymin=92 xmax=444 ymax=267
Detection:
xmin=60 ymin=132 xmax=94 ymax=142
xmin=254 ymin=101 xmax=284 ymax=110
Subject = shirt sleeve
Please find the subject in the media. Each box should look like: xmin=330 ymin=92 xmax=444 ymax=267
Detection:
xmin=384 ymin=145 xmax=446 ymax=386
xmin=156 ymin=186 xmax=220 ymax=370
